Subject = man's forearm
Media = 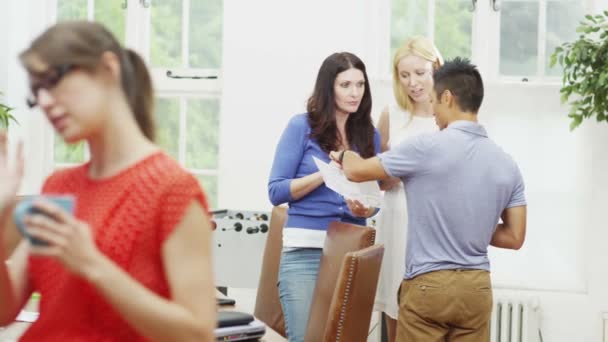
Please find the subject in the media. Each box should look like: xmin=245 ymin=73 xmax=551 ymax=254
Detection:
xmin=341 ymin=151 xmax=365 ymax=181
xmin=339 ymin=152 xmax=389 ymax=182
xmin=490 ymin=223 xmax=524 ymax=250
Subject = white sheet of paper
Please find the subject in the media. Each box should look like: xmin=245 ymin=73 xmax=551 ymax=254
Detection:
xmin=15 ymin=310 xmax=39 ymax=323
xmin=313 ymin=156 xmax=382 ymax=208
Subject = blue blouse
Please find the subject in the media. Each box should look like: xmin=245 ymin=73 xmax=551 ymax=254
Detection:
xmin=268 ymin=113 xmax=381 ymax=231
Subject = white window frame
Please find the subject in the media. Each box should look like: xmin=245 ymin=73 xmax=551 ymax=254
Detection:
xmin=489 ymin=0 xmax=595 ymax=85
xmin=376 ymin=0 xmax=594 ymax=85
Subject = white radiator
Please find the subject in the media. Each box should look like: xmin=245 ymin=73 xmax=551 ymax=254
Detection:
xmin=490 ymin=295 xmax=541 ymax=342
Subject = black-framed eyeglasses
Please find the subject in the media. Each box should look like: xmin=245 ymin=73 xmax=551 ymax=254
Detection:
xmin=26 ymin=64 xmax=76 ymax=109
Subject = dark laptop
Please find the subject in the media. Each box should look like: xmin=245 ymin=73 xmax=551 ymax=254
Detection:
xmin=215 ymin=311 xmax=266 ymax=341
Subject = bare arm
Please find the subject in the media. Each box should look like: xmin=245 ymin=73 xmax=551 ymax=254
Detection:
xmin=377 ymin=107 xmax=390 ymax=153
xmin=289 ymin=172 xmax=324 ymax=201
xmin=490 ymin=206 xmax=527 ymax=250
xmin=85 ymin=202 xmax=216 ymax=341
xmin=376 ymin=108 xmax=401 ymax=191
xmin=0 ymin=224 xmax=32 ymax=326
xmin=0 ymin=136 xmax=30 ymax=325
xmin=330 ymin=151 xmax=390 ymax=183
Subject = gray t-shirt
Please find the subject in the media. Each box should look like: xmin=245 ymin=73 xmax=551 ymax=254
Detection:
xmin=379 ymin=120 xmax=526 ymax=279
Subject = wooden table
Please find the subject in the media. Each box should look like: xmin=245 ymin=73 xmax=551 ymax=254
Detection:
xmin=0 ymin=293 xmax=286 ymax=342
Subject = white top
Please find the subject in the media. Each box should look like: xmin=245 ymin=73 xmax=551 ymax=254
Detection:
xmin=388 ymin=103 xmax=437 ymax=148
xmin=373 ymin=101 xmax=437 ymax=319
xmin=283 ymin=227 xmax=326 ymax=250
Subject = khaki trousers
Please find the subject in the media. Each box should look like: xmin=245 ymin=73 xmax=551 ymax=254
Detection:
xmin=396 ymin=269 xmax=493 ymax=342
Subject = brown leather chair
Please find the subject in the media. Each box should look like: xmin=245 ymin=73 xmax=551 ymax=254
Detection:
xmin=304 ymin=221 xmax=376 ymax=342
xmin=253 ymin=206 xmax=287 ymax=337
xmin=323 ymin=244 xmax=385 ymax=342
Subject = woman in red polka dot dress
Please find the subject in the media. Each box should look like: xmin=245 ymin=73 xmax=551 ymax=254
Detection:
xmin=0 ymin=21 xmax=216 ymax=341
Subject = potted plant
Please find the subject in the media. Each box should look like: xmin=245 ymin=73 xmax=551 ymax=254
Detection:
xmin=550 ymin=11 xmax=608 ymax=130
xmin=0 ymin=91 xmax=18 ymax=129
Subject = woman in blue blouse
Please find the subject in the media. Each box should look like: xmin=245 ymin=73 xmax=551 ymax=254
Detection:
xmin=268 ymin=52 xmax=381 ymax=342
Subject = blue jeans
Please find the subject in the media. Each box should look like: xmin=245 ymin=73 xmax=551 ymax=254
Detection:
xmin=278 ymin=248 xmax=322 ymax=342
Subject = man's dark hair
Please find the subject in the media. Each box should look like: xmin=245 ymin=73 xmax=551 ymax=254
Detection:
xmin=433 ymin=57 xmax=484 ymax=113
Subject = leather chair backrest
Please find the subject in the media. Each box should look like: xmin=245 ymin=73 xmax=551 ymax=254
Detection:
xmin=323 ymin=244 xmax=385 ymax=342
xmin=253 ymin=206 xmax=287 ymax=337
xmin=304 ymin=221 xmax=376 ymax=342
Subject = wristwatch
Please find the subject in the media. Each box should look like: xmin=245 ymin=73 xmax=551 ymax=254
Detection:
xmin=339 ymin=150 xmax=346 ymax=164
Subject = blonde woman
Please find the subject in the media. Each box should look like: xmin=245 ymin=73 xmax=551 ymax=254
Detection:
xmin=374 ymin=36 xmax=443 ymax=342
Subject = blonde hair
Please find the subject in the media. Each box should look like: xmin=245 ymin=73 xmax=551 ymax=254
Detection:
xmin=392 ymin=36 xmax=444 ymax=112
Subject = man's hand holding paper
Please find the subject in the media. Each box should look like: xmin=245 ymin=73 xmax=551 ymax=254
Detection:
xmin=312 ymin=156 xmax=382 ymax=209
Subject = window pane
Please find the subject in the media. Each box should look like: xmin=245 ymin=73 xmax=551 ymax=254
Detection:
xmin=500 ymin=1 xmax=539 ymax=76
xmin=186 ymin=99 xmax=219 ymax=169
xmin=545 ymin=0 xmax=584 ymax=76
xmin=154 ymin=98 xmax=180 ymax=160
xmin=57 ymin=0 xmax=88 ymax=20
xmin=54 ymin=135 xmax=86 ymax=164
xmin=435 ymin=0 xmax=472 ymax=60
xmin=95 ymin=1 xmax=126 ymax=44
xmin=196 ymin=174 xmax=218 ymax=210
xmin=391 ymin=0 xmax=428 ymax=59
xmin=150 ymin=0 xmax=183 ymax=67
xmin=189 ymin=0 xmax=223 ymax=69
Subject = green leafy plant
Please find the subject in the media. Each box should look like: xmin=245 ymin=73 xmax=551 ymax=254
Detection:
xmin=0 ymin=91 xmax=18 ymax=130
xmin=551 ymin=11 xmax=608 ymax=131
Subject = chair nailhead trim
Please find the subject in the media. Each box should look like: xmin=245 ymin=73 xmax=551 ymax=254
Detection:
xmin=334 ymin=257 xmax=357 ymax=341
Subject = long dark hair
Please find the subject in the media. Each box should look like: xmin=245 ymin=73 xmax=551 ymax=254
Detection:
xmin=19 ymin=21 xmax=155 ymax=141
xmin=307 ymin=52 xmax=375 ymax=158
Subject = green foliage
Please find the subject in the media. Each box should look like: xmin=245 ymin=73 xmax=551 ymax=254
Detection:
xmin=0 ymin=92 xmax=18 ymax=130
xmin=154 ymin=98 xmax=180 ymax=159
xmin=94 ymin=0 xmax=126 ymax=44
xmin=550 ymin=11 xmax=608 ymax=130
xmin=186 ymin=99 xmax=219 ymax=169
xmin=54 ymin=135 xmax=86 ymax=164
xmin=391 ymin=0 xmax=427 ymax=60
xmin=196 ymin=174 xmax=218 ymax=210
xmin=151 ymin=0 xmax=183 ymax=67
xmin=58 ymin=0 xmax=125 ymax=42
xmin=499 ymin=2 xmax=538 ymax=75
xmin=434 ymin=0 xmax=471 ymax=60
xmin=391 ymin=0 xmax=472 ymax=64
xmin=189 ymin=0 xmax=223 ymax=68
xmin=57 ymin=0 xmax=87 ymax=20
xmin=150 ymin=0 xmax=223 ymax=68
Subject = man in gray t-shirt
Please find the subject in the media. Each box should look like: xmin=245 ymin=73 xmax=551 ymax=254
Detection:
xmin=330 ymin=58 xmax=527 ymax=342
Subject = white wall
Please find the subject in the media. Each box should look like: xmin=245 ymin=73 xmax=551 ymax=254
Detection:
xmin=0 ymin=4 xmax=7 ymax=94
xmin=2 ymin=0 xmax=56 ymax=195
xmin=218 ymin=0 xmax=376 ymax=210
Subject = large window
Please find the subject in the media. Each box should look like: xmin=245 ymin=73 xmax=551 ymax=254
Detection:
xmin=390 ymin=0 xmax=585 ymax=81
xmin=53 ymin=0 xmax=223 ymax=207
xmin=499 ymin=0 xmax=584 ymax=78
xmin=391 ymin=0 xmax=473 ymax=61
